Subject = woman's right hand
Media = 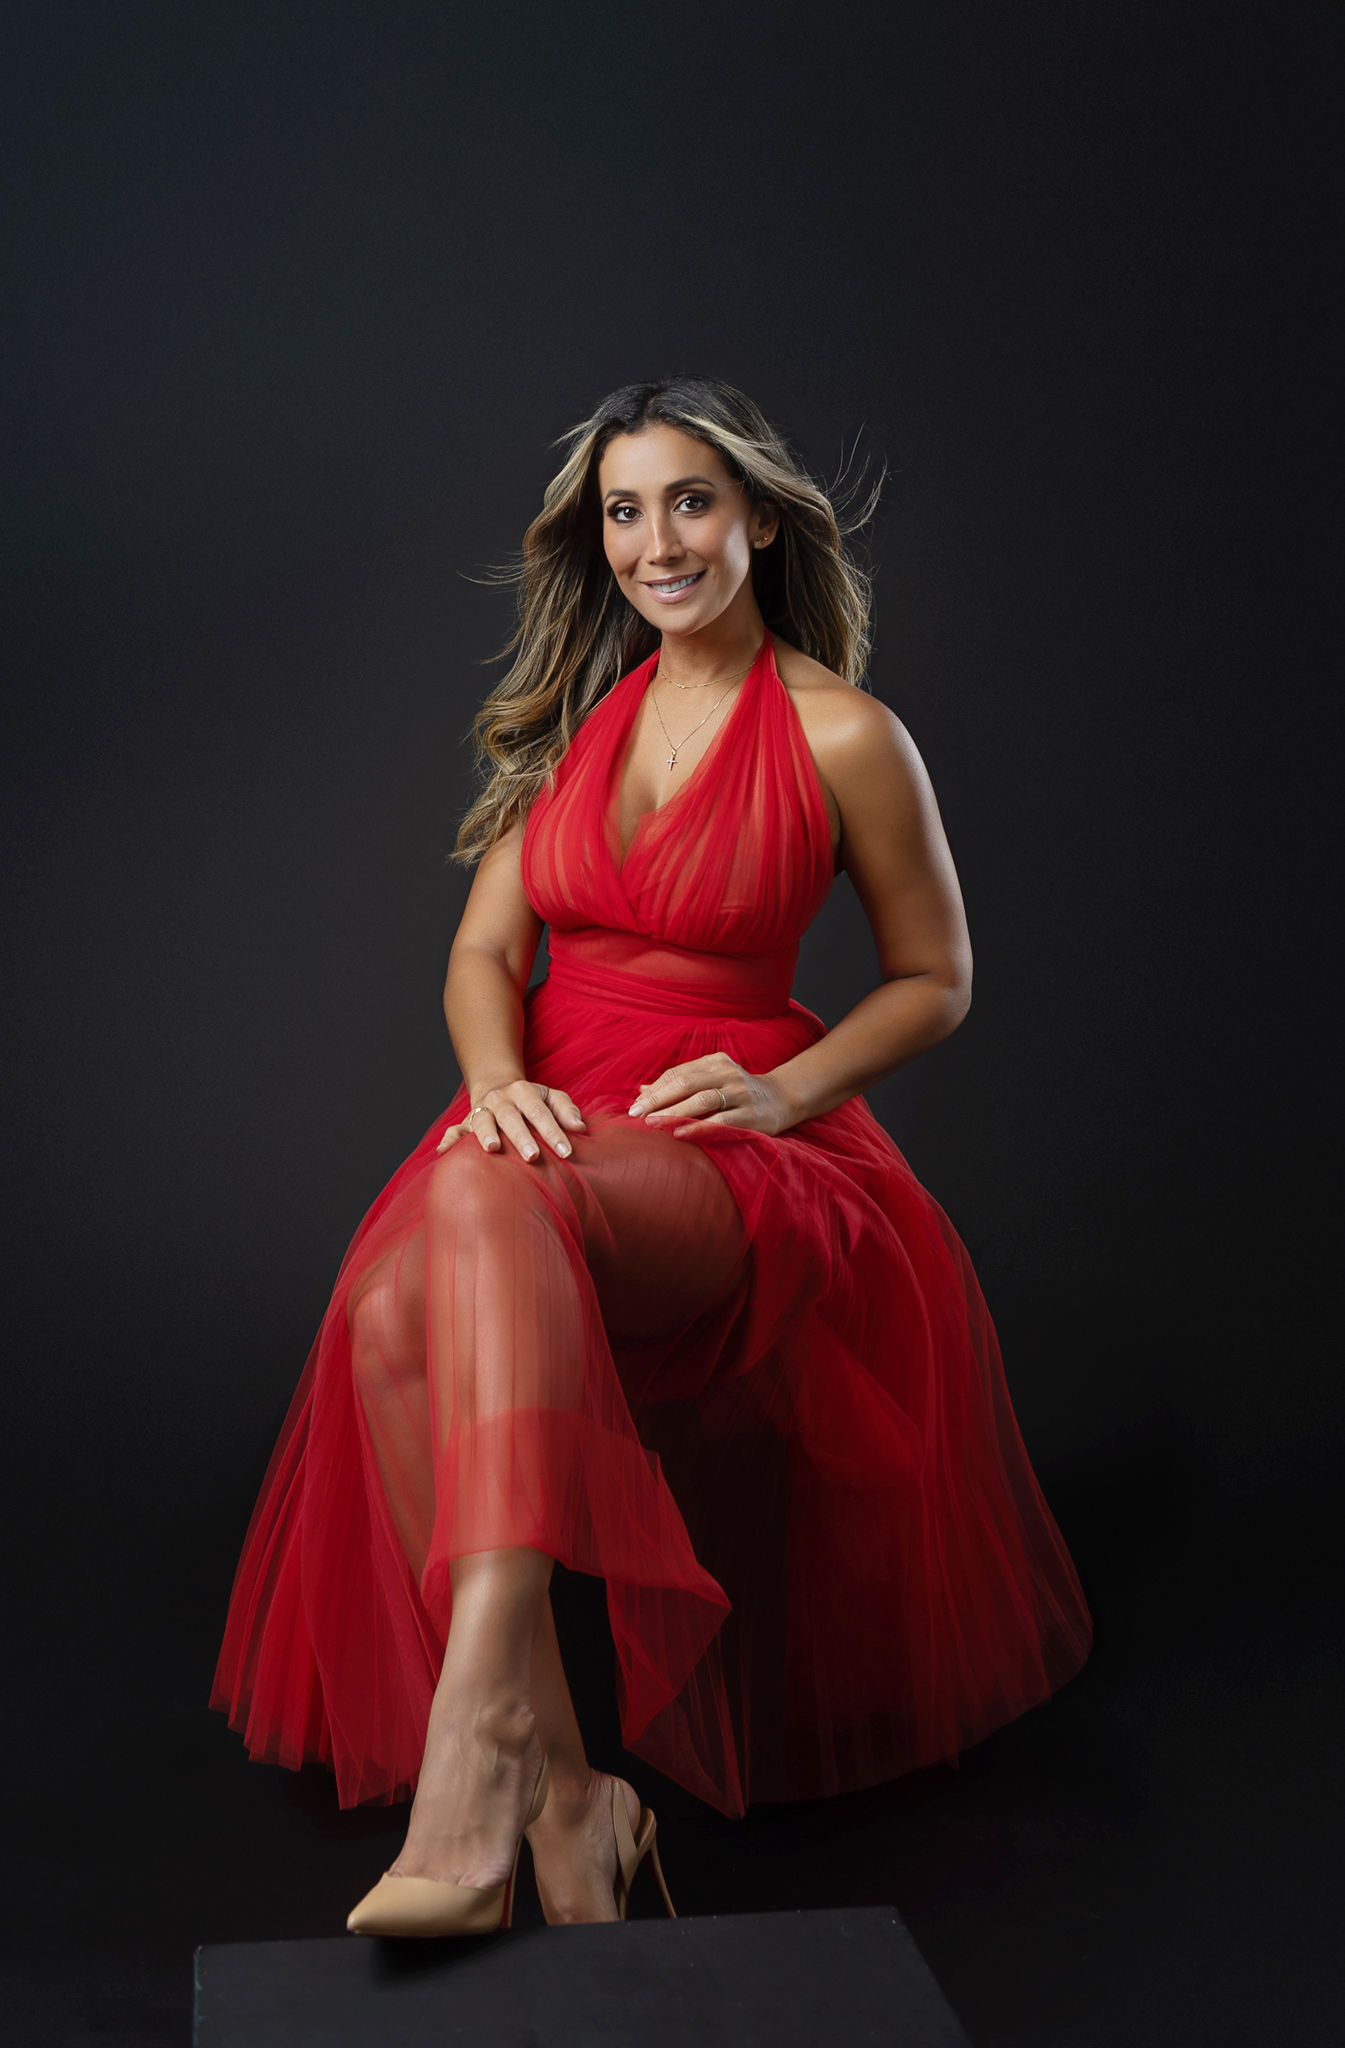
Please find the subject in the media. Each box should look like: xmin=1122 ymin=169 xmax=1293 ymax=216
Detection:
xmin=435 ymin=1080 xmax=586 ymax=1162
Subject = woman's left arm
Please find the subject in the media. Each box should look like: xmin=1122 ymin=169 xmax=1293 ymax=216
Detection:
xmin=635 ymin=691 xmax=973 ymax=1135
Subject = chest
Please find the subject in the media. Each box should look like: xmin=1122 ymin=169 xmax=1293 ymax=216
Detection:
xmin=614 ymin=682 xmax=745 ymax=862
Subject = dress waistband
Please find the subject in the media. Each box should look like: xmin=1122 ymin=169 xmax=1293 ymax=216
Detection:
xmin=543 ymin=928 xmax=798 ymax=1020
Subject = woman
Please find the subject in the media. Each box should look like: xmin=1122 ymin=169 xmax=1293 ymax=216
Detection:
xmin=213 ymin=376 xmax=1092 ymax=1936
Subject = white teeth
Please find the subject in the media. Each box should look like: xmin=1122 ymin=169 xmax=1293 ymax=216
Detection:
xmin=652 ymin=574 xmax=701 ymax=592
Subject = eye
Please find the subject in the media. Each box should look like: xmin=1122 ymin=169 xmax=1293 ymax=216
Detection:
xmin=607 ymin=503 xmax=639 ymax=524
xmin=674 ymin=493 xmax=709 ymax=513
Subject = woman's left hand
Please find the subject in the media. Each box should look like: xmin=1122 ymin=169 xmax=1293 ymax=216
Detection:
xmin=630 ymin=1053 xmax=795 ymax=1136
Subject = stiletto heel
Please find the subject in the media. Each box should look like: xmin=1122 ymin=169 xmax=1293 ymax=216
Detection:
xmin=347 ymin=1756 xmax=549 ymax=1937
xmin=611 ymin=1777 xmax=677 ymax=1921
xmin=644 ymin=1831 xmax=676 ymax=1918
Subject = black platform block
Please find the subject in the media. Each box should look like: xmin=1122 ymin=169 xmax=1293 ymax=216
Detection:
xmin=193 ymin=1906 xmax=971 ymax=2046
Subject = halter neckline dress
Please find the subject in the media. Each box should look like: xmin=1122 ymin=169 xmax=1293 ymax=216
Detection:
xmin=213 ymin=635 xmax=1091 ymax=1816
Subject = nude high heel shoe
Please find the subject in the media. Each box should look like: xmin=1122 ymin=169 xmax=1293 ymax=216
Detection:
xmin=347 ymin=1757 xmax=550 ymax=1937
xmin=611 ymin=1777 xmax=676 ymax=1920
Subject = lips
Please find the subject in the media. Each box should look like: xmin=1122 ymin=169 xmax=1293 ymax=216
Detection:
xmin=641 ymin=570 xmax=706 ymax=602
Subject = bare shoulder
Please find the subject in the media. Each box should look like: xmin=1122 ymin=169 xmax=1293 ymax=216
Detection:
xmin=772 ymin=638 xmax=924 ymax=794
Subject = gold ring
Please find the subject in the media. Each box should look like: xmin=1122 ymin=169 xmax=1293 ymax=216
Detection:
xmin=715 ymin=1087 xmax=728 ymax=1111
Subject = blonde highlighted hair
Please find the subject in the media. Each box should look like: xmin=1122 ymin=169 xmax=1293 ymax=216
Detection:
xmin=454 ymin=375 xmax=878 ymax=864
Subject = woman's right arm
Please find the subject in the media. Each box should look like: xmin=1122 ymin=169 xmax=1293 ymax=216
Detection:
xmin=437 ymin=821 xmax=585 ymax=1162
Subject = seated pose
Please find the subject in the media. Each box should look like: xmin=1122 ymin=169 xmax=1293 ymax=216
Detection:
xmin=213 ymin=375 xmax=1092 ymax=1937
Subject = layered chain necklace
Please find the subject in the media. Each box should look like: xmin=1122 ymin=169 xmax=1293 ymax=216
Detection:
xmin=650 ymin=660 xmax=754 ymax=775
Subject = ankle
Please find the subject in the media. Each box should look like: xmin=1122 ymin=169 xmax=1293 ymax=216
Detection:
xmin=531 ymin=1758 xmax=599 ymax=1830
xmin=468 ymin=1695 xmax=537 ymax=1756
xmin=422 ymin=1685 xmax=537 ymax=1769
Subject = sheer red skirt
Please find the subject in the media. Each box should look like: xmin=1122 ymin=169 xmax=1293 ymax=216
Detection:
xmin=213 ymin=949 xmax=1091 ymax=1815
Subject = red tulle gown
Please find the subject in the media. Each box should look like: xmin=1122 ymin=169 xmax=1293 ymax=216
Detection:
xmin=212 ymin=635 xmax=1091 ymax=1816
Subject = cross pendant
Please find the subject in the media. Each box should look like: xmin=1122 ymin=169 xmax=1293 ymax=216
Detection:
xmin=667 ymin=749 xmax=678 ymax=771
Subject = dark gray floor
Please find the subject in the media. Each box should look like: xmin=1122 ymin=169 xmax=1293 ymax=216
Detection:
xmin=4 ymin=1446 xmax=1342 ymax=2047
xmin=194 ymin=1909 xmax=971 ymax=2048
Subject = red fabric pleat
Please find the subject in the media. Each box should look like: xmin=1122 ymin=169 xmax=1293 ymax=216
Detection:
xmin=212 ymin=637 xmax=1092 ymax=1814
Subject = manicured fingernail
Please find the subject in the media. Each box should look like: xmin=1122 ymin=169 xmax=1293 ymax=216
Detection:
xmin=557 ymin=1142 xmax=570 ymax=1157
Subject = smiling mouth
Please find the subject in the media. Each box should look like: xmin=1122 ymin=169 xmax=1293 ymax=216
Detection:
xmin=642 ymin=571 xmax=705 ymax=595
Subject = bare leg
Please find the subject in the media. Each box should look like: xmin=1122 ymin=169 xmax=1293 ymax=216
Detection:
xmin=519 ymin=1125 xmax=746 ymax=1920
xmin=525 ymin=1595 xmax=640 ymax=1923
xmin=390 ymin=1545 xmax=551 ymax=1886
xmin=361 ymin=1123 xmax=744 ymax=1906
xmin=348 ymin=1233 xmax=435 ymax=1578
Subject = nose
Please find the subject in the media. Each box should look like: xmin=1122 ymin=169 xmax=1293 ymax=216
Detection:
xmin=644 ymin=509 xmax=684 ymax=565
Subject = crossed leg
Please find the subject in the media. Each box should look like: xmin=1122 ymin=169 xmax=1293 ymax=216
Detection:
xmin=348 ymin=1117 xmax=746 ymax=1913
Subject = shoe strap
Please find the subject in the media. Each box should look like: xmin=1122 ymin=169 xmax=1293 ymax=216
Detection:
xmin=611 ymin=1777 xmax=641 ymax=1895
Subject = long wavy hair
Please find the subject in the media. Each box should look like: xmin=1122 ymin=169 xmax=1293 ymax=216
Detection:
xmin=454 ymin=375 xmax=879 ymax=864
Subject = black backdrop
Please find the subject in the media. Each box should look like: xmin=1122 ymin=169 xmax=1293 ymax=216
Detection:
xmin=1 ymin=4 xmax=1338 ymax=2039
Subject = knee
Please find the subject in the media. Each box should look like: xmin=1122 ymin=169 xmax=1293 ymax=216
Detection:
xmin=425 ymin=1140 xmax=552 ymax=1241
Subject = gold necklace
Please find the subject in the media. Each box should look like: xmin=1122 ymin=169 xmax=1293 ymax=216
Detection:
xmin=650 ymin=677 xmax=739 ymax=774
xmin=663 ymin=671 xmax=753 ymax=704
xmin=660 ymin=659 xmax=755 ymax=692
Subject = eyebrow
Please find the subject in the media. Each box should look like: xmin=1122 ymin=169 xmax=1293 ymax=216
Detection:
xmin=602 ymin=475 xmax=719 ymax=502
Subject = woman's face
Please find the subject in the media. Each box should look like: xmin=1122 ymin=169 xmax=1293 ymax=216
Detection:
xmin=597 ymin=424 xmax=777 ymax=639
